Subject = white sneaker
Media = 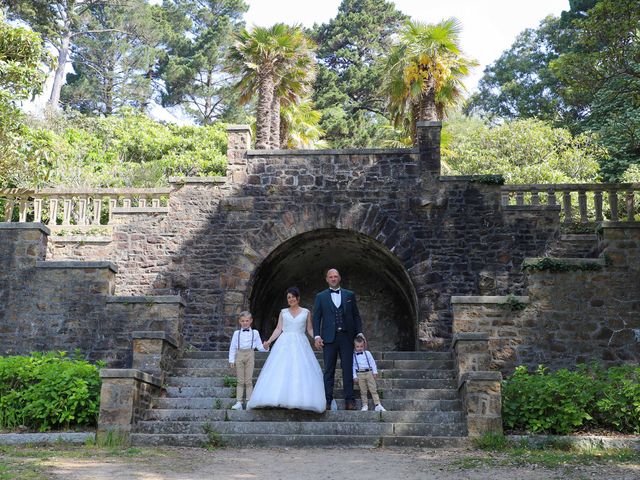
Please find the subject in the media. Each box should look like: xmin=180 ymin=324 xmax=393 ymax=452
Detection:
xmin=374 ymin=404 xmax=386 ymax=412
xmin=361 ymin=405 xmax=368 ymax=411
xmin=330 ymin=399 xmax=338 ymax=411
xmin=231 ymin=401 xmax=243 ymax=410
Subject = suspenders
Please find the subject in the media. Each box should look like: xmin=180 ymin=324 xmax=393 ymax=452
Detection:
xmin=237 ymin=330 xmax=255 ymax=350
xmin=353 ymin=351 xmax=373 ymax=371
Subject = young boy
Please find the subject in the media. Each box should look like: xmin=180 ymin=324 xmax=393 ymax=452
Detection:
xmin=228 ymin=311 xmax=267 ymax=410
xmin=352 ymin=336 xmax=386 ymax=412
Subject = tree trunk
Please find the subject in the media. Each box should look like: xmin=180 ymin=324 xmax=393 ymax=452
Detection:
xmin=48 ymin=32 xmax=72 ymax=109
xmin=410 ymin=103 xmax=419 ymax=146
xmin=418 ymin=76 xmax=438 ymax=122
xmin=203 ymin=69 xmax=213 ymax=125
xmin=255 ymin=73 xmax=274 ymax=150
xmin=280 ymin=117 xmax=288 ymax=149
xmin=269 ymin=95 xmax=281 ymax=149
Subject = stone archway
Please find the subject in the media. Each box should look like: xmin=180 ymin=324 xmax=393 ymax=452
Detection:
xmin=248 ymin=228 xmax=418 ymax=350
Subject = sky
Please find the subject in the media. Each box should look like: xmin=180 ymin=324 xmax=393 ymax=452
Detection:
xmin=243 ymin=0 xmax=568 ymax=94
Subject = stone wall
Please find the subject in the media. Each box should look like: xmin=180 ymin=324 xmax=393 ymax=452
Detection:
xmin=0 ymin=223 xmax=184 ymax=366
xmin=11 ymin=124 xmax=564 ymax=353
xmin=452 ymin=222 xmax=640 ymax=374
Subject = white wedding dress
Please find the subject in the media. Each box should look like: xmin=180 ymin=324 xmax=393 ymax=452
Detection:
xmin=247 ymin=308 xmax=326 ymax=413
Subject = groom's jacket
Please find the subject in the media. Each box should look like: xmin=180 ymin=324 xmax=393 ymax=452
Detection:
xmin=313 ymin=288 xmax=363 ymax=343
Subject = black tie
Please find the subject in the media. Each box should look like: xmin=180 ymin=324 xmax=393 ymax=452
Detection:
xmin=356 ymin=352 xmax=363 ymax=355
xmin=242 ymin=329 xmax=250 ymax=332
xmin=331 ymin=290 xmax=340 ymax=295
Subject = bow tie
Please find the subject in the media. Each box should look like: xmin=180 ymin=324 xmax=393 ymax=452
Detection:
xmin=330 ymin=290 xmax=340 ymax=295
xmin=242 ymin=329 xmax=250 ymax=332
xmin=356 ymin=352 xmax=364 ymax=355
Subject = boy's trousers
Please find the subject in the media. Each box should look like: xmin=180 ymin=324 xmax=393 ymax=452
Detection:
xmin=235 ymin=349 xmax=255 ymax=402
xmin=356 ymin=370 xmax=380 ymax=405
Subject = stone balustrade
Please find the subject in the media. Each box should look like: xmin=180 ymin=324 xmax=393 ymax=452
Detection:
xmin=501 ymin=183 xmax=639 ymax=224
xmin=0 ymin=188 xmax=171 ymax=227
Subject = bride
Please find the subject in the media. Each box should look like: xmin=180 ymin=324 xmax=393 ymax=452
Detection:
xmin=247 ymin=287 xmax=326 ymax=413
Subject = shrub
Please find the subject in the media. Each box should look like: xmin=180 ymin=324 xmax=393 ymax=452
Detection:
xmin=502 ymin=364 xmax=640 ymax=435
xmin=0 ymin=351 xmax=103 ymax=432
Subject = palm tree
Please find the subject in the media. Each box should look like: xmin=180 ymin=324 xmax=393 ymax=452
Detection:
xmin=280 ymin=98 xmax=327 ymax=149
xmin=227 ymin=24 xmax=315 ymax=149
xmin=383 ymin=18 xmax=477 ymax=144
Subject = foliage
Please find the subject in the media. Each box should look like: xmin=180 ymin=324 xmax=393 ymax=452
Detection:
xmin=311 ymin=0 xmax=408 ymax=148
xmin=383 ymin=18 xmax=477 ymax=144
xmin=158 ymin=0 xmax=249 ymax=125
xmin=0 ymin=351 xmax=103 ymax=432
xmin=279 ymin=98 xmax=327 ymax=149
xmin=621 ymin=164 xmax=640 ymax=183
xmin=521 ymin=257 xmax=603 ymax=273
xmin=502 ymin=364 xmax=640 ymax=434
xmin=18 ymin=109 xmax=228 ymax=187
xmin=222 ymin=375 xmax=237 ymax=388
xmin=0 ymin=13 xmax=52 ymax=187
xmin=472 ymin=432 xmax=509 ymax=451
xmin=443 ymin=117 xmax=603 ymax=184
xmin=61 ymin=0 xmax=160 ymax=115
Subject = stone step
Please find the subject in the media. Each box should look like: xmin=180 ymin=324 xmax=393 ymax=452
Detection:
xmin=154 ymin=397 xmax=462 ymax=412
xmin=144 ymin=409 xmax=465 ymax=424
xmin=176 ymin=358 xmax=454 ymax=370
xmin=130 ymin=433 xmax=470 ymax=448
xmin=133 ymin=420 xmax=466 ymax=437
xmin=165 ymin=376 xmax=457 ymax=390
xmin=183 ymin=351 xmax=452 ymax=361
xmin=163 ymin=386 xmax=460 ymax=401
xmin=171 ymin=367 xmax=456 ymax=380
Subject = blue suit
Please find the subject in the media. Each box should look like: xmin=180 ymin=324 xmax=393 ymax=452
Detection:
xmin=313 ymin=288 xmax=363 ymax=406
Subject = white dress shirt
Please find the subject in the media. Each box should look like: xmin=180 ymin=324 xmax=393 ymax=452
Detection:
xmin=352 ymin=350 xmax=378 ymax=378
xmin=330 ymin=288 xmax=342 ymax=308
xmin=229 ymin=328 xmax=267 ymax=363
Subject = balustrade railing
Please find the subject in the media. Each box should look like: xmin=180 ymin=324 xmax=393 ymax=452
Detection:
xmin=0 ymin=188 xmax=171 ymax=226
xmin=500 ymin=183 xmax=640 ymax=224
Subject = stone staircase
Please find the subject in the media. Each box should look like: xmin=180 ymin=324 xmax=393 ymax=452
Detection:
xmin=130 ymin=350 xmax=468 ymax=448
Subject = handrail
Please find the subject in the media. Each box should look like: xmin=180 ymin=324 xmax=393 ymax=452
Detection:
xmin=500 ymin=183 xmax=639 ymax=223
xmin=0 ymin=188 xmax=171 ymax=225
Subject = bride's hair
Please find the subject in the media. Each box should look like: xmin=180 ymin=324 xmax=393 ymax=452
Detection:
xmin=286 ymin=286 xmax=300 ymax=299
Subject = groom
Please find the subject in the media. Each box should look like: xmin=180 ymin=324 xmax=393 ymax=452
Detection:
xmin=313 ymin=268 xmax=363 ymax=411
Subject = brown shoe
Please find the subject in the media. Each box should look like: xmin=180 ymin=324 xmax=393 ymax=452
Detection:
xmin=345 ymin=402 xmax=357 ymax=411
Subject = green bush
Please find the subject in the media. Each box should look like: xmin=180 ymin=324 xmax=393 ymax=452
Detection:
xmin=503 ymin=364 xmax=640 ymax=435
xmin=0 ymin=351 xmax=103 ymax=432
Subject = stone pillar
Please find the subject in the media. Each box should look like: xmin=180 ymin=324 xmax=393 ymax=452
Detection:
xmin=416 ymin=121 xmax=442 ymax=178
xmin=452 ymin=332 xmax=503 ymax=436
xmin=0 ymin=223 xmax=49 ymax=270
xmin=459 ymin=371 xmax=503 ymax=436
xmin=97 ymin=369 xmax=161 ymax=444
xmin=599 ymin=221 xmax=640 ymax=269
xmin=452 ymin=333 xmax=492 ymax=379
xmin=131 ymin=331 xmax=179 ymax=384
xmin=227 ymin=124 xmax=251 ymax=184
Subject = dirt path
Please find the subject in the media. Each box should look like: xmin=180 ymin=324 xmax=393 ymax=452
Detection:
xmin=20 ymin=446 xmax=638 ymax=480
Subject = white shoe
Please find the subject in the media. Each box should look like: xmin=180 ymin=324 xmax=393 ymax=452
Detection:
xmin=361 ymin=405 xmax=368 ymax=411
xmin=231 ymin=401 xmax=243 ymax=410
xmin=330 ymin=399 xmax=338 ymax=411
xmin=374 ymin=404 xmax=386 ymax=412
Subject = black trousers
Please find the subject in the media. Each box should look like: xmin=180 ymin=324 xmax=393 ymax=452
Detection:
xmin=323 ymin=331 xmax=355 ymax=404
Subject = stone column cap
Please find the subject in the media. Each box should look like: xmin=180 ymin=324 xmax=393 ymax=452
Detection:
xmin=226 ymin=124 xmax=252 ymax=132
xmin=452 ymin=332 xmax=489 ymax=348
xmin=36 ymin=260 xmax=118 ymax=273
xmin=451 ymin=295 xmax=529 ymax=304
xmin=100 ymin=368 xmax=161 ymax=386
xmin=600 ymin=221 xmax=640 ymax=229
xmin=132 ymin=330 xmax=178 ymax=348
xmin=0 ymin=222 xmax=51 ymax=235
xmin=106 ymin=295 xmax=186 ymax=307
xmin=416 ymin=121 xmax=442 ymax=128
xmin=460 ymin=371 xmax=503 ymax=383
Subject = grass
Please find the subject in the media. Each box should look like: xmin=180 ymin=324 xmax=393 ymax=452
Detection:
xmin=0 ymin=444 xmax=169 ymax=478
xmin=453 ymin=434 xmax=640 ymax=471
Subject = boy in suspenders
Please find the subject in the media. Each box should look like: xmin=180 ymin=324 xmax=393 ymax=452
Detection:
xmin=352 ymin=336 xmax=386 ymax=412
xmin=229 ymin=311 xmax=267 ymax=410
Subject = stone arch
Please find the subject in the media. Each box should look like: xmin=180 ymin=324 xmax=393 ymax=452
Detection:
xmin=247 ymin=228 xmax=419 ymax=351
